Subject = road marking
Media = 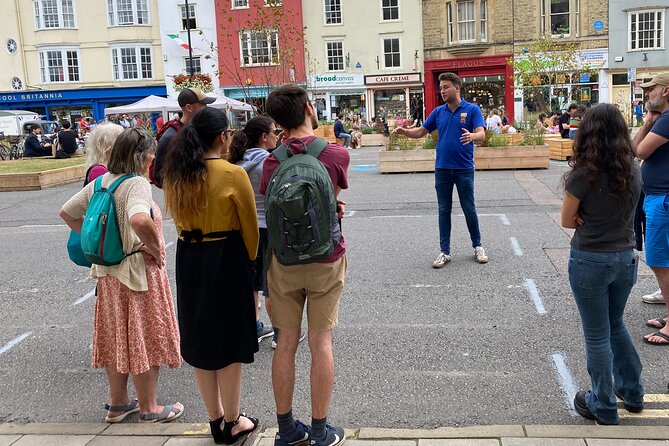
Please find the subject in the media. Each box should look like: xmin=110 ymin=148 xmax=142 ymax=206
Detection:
xmin=409 ymin=284 xmax=449 ymax=288
xmin=620 ymin=409 xmax=669 ymax=419
xmin=459 ymin=213 xmax=510 ymax=225
xmin=369 ymin=215 xmax=422 ymax=219
xmin=550 ymin=352 xmax=579 ymax=417
xmin=344 ymin=210 xmax=356 ymax=217
xmin=165 ymin=241 xmax=174 ymax=249
xmin=510 ymin=237 xmax=523 ymax=256
xmin=20 ymin=224 xmax=68 ymax=228
xmin=72 ymin=288 xmax=96 ymax=306
xmin=523 ymin=278 xmax=546 ymax=314
xmin=644 ymin=394 xmax=669 ymax=403
xmin=0 ymin=332 xmax=32 ymax=356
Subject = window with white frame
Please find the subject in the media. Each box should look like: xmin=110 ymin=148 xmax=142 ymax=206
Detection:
xmin=39 ymin=47 xmax=80 ymax=83
xmin=480 ymin=0 xmax=487 ymax=41
xmin=457 ymin=0 xmax=475 ymax=42
xmin=232 ymin=0 xmax=249 ymax=8
xmin=185 ymin=56 xmax=202 ymax=74
xmin=381 ymin=0 xmax=399 ymax=21
xmin=540 ymin=0 xmax=578 ymax=36
xmin=179 ymin=4 xmax=196 ymax=30
xmin=629 ymin=10 xmax=665 ymax=50
xmin=446 ymin=0 xmax=488 ymax=44
xmin=240 ymin=30 xmax=279 ymax=66
xmin=33 ymin=0 xmax=76 ymax=29
xmin=383 ymin=37 xmax=401 ymax=68
xmin=264 ymin=0 xmax=282 ymax=5
xmin=325 ymin=0 xmax=342 ymax=25
xmin=111 ymin=46 xmax=153 ymax=80
xmin=447 ymin=3 xmax=454 ymax=43
xmin=107 ymin=0 xmax=149 ymax=26
xmin=326 ymin=41 xmax=344 ymax=71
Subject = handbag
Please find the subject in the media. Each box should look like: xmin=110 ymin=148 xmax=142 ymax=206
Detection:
xmin=67 ymin=230 xmax=92 ymax=267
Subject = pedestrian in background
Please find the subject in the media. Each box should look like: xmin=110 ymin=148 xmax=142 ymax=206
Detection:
xmin=161 ymin=107 xmax=260 ymax=444
xmin=562 ymin=103 xmax=644 ymax=425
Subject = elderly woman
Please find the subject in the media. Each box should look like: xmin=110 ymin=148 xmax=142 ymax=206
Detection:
xmin=161 ymin=107 xmax=259 ymax=444
xmin=59 ymin=129 xmax=183 ymax=423
xmin=83 ymin=123 xmax=123 ymax=183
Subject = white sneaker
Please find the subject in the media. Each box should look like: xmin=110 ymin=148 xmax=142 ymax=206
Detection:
xmin=643 ymin=289 xmax=665 ymax=304
xmin=474 ymin=246 xmax=489 ymax=263
xmin=432 ymin=252 xmax=452 ymax=268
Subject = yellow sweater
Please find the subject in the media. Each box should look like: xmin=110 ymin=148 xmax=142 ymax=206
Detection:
xmin=177 ymin=159 xmax=259 ymax=260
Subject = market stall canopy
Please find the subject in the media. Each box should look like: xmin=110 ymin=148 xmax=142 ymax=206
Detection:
xmin=168 ymin=91 xmax=253 ymax=112
xmin=103 ymin=95 xmax=179 ymax=115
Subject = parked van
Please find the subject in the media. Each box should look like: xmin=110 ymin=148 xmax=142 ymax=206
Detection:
xmin=0 ymin=110 xmax=39 ymax=140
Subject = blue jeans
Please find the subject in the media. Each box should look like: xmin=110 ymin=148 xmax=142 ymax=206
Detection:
xmin=568 ymin=248 xmax=643 ymax=424
xmin=338 ymin=132 xmax=351 ymax=147
xmin=434 ymin=168 xmax=481 ymax=254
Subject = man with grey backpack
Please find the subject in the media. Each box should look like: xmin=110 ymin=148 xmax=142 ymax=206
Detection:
xmin=259 ymin=84 xmax=349 ymax=446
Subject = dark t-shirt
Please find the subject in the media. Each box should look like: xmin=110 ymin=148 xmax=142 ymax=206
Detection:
xmin=333 ymin=120 xmax=345 ymax=137
xmin=57 ymin=129 xmax=78 ymax=154
xmin=566 ymin=162 xmax=641 ymax=252
xmin=640 ymin=110 xmax=669 ymax=195
xmin=559 ymin=113 xmax=571 ymax=138
xmin=152 ymin=126 xmax=178 ymax=188
xmin=259 ymin=136 xmax=350 ymax=263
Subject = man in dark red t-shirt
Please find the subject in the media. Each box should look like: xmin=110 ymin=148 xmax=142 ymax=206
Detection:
xmin=260 ymin=85 xmax=349 ymax=446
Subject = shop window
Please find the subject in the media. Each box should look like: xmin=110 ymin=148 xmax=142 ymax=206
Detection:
xmin=326 ymin=41 xmax=344 ymax=71
xmin=111 ymin=46 xmax=153 ymax=80
xmin=240 ymin=30 xmax=279 ymax=66
xmin=39 ymin=47 xmax=80 ymax=83
xmin=446 ymin=0 xmax=487 ymax=44
xmin=383 ymin=38 xmax=401 ymax=68
xmin=107 ymin=0 xmax=149 ymax=26
xmin=185 ymin=56 xmax=202 ymax=75
xmin=381 ymin=0 xmax=399 ymax=21
xmin=33 ymin=0 xmax=76 ymax=30
xmin=540 ymin=0 xmax=579 ymax=37
xmin=612 ymin=73 xmax=629 ymax=86
xmin=232 ymin=0 xmax=249 ymax=8
xmin=325 ymin=0 xmax=342 ymax=25
xmin=629 ymin=10 xmax=664 ymax=51
xmin=179 ymin=3 xmax=196 ymax=30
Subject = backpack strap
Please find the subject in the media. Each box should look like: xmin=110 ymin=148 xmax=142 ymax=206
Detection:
xmin=305 ymin=137 xmax=329 ymax=159
xmin=107 ymin=174 xmax=137 ymax=193
xmin=272 ymin=144 xmax=290 ymax=163
xmin=273 ymin=137 xmax=329 ymax=163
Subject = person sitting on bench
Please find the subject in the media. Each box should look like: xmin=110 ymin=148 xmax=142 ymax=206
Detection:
xmin=55 ymin=120 xmax=79 ymax=159
xmin=24 ymin=124 xmax=53 ymax=157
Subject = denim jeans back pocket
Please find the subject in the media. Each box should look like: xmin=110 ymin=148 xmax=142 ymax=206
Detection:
xmin=626 ymin=255 xmax=640 ymax=287
xmin=569 ymin=258 xmax=610 ymax=291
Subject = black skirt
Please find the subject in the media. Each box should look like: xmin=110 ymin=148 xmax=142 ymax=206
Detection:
xmin=176 ymin=231 xmax=258 ymax=370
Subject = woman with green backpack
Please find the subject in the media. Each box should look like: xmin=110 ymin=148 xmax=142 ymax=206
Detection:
xmin=60 ymin=128 xmax=183 ymax=424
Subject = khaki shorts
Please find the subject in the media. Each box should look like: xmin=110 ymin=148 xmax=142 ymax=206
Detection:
xmin=267 ymin=254 xmax=348 ymax=331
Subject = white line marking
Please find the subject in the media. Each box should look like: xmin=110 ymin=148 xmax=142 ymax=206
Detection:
xmin=550 ymin=352 xmax=579 ymax=417
xmin=369 ymin=215 xmax=422 ymax=219
xmin=165 ymin=241 xmax=174 ymax=249
xmin=344 ymin=210 xmax=356 ymax=217
xmin=523 ymin=278 xmax=546 ymax=314
xmin=510 ymin=237 xmax=523 ymax=256
xmin=409 ymin=284 xmax=449 ymax=288
xmin=620 ymin=409 xmax=669 ymax=419
xmin=20 ymin=224 xmax=68 ymax=228
xmin=0 ymin=332 xmax=32 ymax=356
xmin=457 ymin=213 xmax=510 ymax=225
xmin=72 ymin=288 xmax=96 ymax=306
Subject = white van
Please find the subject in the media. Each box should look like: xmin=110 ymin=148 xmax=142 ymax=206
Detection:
xmin=0 ymin=110 xmax=40 ymax=139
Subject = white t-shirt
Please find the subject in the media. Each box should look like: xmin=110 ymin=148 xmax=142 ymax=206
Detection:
xmin=486 ymin=115 xmax=502 ymax=133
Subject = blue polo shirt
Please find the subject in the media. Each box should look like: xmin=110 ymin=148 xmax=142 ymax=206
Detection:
xmin=423 ymin=99 xmax=485 ymax=169
xmin=641 ymin=109 xmax=669 ymax=195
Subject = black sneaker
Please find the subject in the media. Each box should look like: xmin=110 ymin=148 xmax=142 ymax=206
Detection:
xmin=309 ymin=424 xmax=345 ymax=446
xmin=274 ymin=420 xmax=311 ymax=446
xmin=258 ymin=322 xmax=274 ymax=344
xmin=573 ymin=390 xmax=618 ymax=425
xmin=613 ymin=387 xmax=644 ymax=413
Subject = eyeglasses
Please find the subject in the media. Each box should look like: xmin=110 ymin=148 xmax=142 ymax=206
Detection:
xmin=273 ymin=129 xmax=282 ymax=135
xmin=224 ymin=129 xmax=235 ymax=136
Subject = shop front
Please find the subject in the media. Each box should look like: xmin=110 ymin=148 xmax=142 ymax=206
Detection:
xmin=610 ymin=68 xmax=666 ymax=124
xmin=365 ymin=73 xmax=423 ymax=124
xmin=424 ymin=55 xmax=514 ymax=122
xmin=307 ymin=73 xmax=366 ymax=122
xmin=0 ymin=85 xmax=167 ymax=123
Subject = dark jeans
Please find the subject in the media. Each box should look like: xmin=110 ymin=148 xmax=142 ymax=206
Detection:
xmin=568 ymin=248 xmax=643 ymax=424
xmin=434 ymin=168 xmax=481 ymax=254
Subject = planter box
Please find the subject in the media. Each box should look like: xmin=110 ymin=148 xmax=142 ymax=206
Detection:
xmin=362 ymin=134 xmax=388 ymax=147
xmin=379 ymin=145 xmax=549 ymax=173
xmin=0 ymin=164 xmax=86 ymax=191
xmin=546 ymin=139 xmax=573 ymax=160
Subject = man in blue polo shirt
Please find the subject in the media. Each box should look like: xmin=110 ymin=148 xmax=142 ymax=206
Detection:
xmin=393 ymin=72 xmax=488 ymax=267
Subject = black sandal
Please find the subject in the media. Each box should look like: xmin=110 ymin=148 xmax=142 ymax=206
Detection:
xmin=222 ymin=413 xmax=259 ymax=444
xmin=210 ymin=416 xmax=225 ymax=444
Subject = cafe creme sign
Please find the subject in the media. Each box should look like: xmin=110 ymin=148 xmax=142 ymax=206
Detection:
xmin=365 ymin=73 xmax=421 ymax=85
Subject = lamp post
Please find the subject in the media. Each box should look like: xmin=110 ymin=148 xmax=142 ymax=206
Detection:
xmin=185 ymin=0 xmax=194 ymax=77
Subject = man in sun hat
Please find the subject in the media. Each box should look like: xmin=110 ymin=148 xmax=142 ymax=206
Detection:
xmin=632 ymin=72 xmax=669 ymax=344
xmin=151 ymin=87 xmax=216 ymax=187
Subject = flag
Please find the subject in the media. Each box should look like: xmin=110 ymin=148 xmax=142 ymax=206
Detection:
xmin=167 ymin=33 xmax=191 ymax=50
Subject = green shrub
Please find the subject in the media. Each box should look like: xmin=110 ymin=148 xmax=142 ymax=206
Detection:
xmin=483 ymin=131 xmax=510 ymax=147
xmin=361 ymin=127 xmax=374 ymax=135
xmin=422 ymin=137 xmax=436 ymax=150
xmin=388 ymin=133 xmax=419 ymax=151
xmin=520 ymin=128 xmax=545 ymax=146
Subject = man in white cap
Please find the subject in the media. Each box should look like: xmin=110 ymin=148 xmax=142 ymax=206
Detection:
xmin=151 ymin=87 xmax=215 ymax=187
xmin=632 ymin=73 xmax=669 ymax=343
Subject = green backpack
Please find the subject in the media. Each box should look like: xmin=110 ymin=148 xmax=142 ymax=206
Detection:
xmin=80 ymin=174 xmax=137 ymax=266
xmin=265 ymin=138 xmax=341 ymax=265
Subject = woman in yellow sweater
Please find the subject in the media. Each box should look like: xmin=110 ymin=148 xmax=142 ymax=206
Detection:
xmin=161 ymin=107 xmax=260 ymax=444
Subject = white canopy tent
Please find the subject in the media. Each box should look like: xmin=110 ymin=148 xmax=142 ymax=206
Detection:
xmin=103 ymin=95 xmax=179 ymax=118
xmin=167 ymin=91 xmax=254 ymax=112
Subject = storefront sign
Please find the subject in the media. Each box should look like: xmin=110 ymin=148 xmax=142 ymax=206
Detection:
xmin=309 ymin=73 xmax=364 ymax=89
xmin=365 ymin=73 xmax=421 ymax=86
xmin=0 ymin=92 xmax=65 ymax=103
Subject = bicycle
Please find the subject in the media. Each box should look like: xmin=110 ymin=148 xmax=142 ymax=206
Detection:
xmin=0 ymin=132 xmax=11 ymax=160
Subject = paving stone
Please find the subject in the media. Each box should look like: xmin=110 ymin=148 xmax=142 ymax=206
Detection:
xmin=586 ymin=440 xmax=669 ymax=446
xmin=419 ymin=440 xmax=501 ymax=446
xmin=359 ymin=426 xmax=524 ymax=439
xmin=164 ymin=438 xmax=218 ymax=446
xmin=347 ymin=440 xmax=417 ymax=446
xmin=0 ymin=435 xmax=21 ymax=446
xmin=87 ymin=435 xmax=169 ymax=445
xmin=11 ymin=435 xmax=94 ymax=446
xmin=102 ymin=423 xmax=209 ymax=436
xmin=0 ymin=424 xmax=106 ymax=435
xmin=501 ymin=439 xmax=585 ymax=446
xmin=525 ymin=425 xmax=669 ymax=440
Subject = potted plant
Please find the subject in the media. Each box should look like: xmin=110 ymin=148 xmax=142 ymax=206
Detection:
xmin=172 ymin=73 xmax=214 ymax=93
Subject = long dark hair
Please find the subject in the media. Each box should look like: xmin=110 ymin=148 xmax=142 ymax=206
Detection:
xmin=227 ymin=115 xmax=275 ymax=164
xmin=162 ymin=107 xmax=229 ymax=226
xmin=563 ymin=103 xmax=634 ymax=205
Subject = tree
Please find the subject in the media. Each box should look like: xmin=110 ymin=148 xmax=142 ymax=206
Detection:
xmin=508 ymin=38 xmax=602 ymax=115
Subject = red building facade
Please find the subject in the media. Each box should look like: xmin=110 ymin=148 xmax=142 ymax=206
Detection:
xmin=215 ymin=0 xmax=306 ymax=105
xmin=424 ymin=55 xmax=514 ymax=123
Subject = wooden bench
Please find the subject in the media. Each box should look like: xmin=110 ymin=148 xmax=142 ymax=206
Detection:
xmin=547 ymin=138 xmax=573 ymax=160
